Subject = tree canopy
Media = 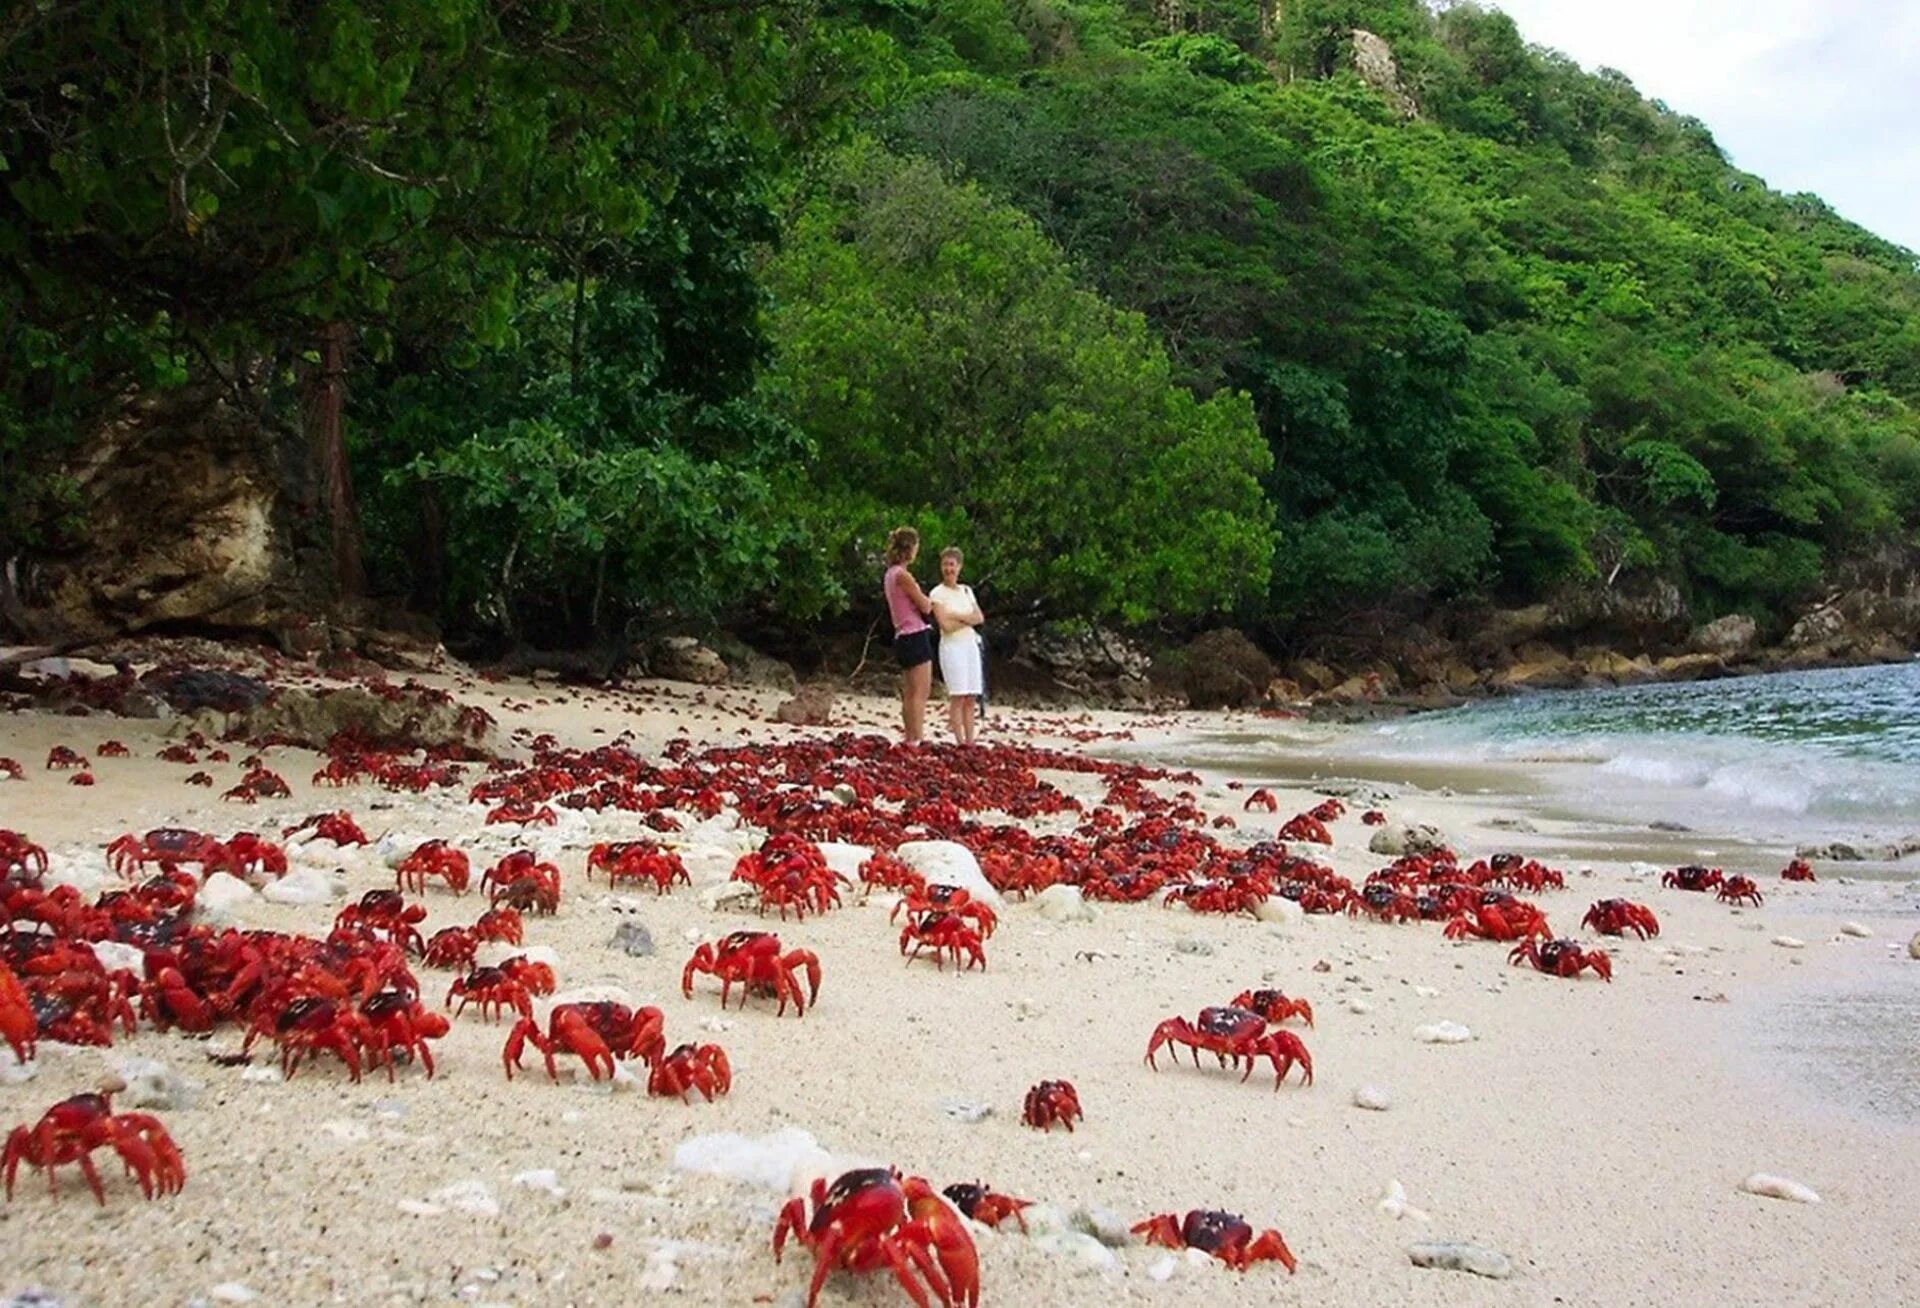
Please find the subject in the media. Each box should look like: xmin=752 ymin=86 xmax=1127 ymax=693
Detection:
xmin=6 ymin=0 xmax=1918 ymax=648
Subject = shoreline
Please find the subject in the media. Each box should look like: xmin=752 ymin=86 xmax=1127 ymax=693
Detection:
xmin=1 ymin=667 xmax=1915 ymax=1307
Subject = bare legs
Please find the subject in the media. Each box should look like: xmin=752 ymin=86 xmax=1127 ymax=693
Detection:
xmin=947 ymin=694 xmax=978 ymax=745
xmin=902 ymin=662 xmax=931 ymax=743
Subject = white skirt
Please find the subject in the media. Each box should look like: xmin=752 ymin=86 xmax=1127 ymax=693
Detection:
xmin=939 ymin=635 xmax=984 ymax=696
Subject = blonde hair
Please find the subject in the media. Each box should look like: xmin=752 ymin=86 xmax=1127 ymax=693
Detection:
xmin=940 ymin=546 xmax=963 ymax=564
xmin=885 ymin=526 xmax=920 ymax=565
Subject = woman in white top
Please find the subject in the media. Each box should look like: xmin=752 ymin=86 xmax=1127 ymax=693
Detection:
xmin=928 ymin=546 xmax=986 ymax=744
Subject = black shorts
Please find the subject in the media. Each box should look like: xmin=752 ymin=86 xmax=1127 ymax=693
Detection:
xmin=893 ymin=628 xmax=935 ymax=669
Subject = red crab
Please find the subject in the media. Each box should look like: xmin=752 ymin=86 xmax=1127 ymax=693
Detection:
xmin=0 ymin=758 xmax=24 ymax=781
xmin=733 ymin=834 xmax=845 ymax=920
xmin=1361 ymin=809 xmax=1387 ymax=826
xmin=45 ymin=746 xmax=86 ymax=771
xmin=1229 ymin=988 xmax=1315 ymax=1028
xmin=1022 ymin=1079 xmax=1083 ymax=1132
xmin=282 ymin=811 xmax=369 ymax=846
xmin=482 ymin=851 xmax=562 ymax=915
xmin=899 ymin=912 xmax=986 ymax=972
xmin=334 ymin=890 xmax=428 ymax=956
xmin=242 ymin=996 xmax=371 ymax=1081
xmin=396 ymin=840 xmax=471 ymax=896
xmin=858 ymin=852 xmax=925 ymax=895
xmin=224 ymin=832 xmax=288 ymax=879
xmin=1 ymin=829 xmax=49 ymax=880
xmin=647 ymin=1042 xmax=732 ymax=1102
xmin=942 ymin=1181 xmax=1033 ymax=1233
xmin=423 ymin=927 xmax=480 ymax=972
xmin=504 ymin=1002 xmax=665 ymax=1081
xmin=3 ymin=1093 xmax=186 ymax=1205
xmin=1443 ymin=899 xmax=1552 ymax=942
xmin=445 ymin=957 xmax=554 ymax=1021
xmin=1278 ymin=813 xmax=1332 ymax=844
xmin=1133 ymin=1209 xmax=1296 ymax=1273
xmin=1717 ymin=875 xmax=1763 ymax=906
xmin=891 ymin=884 xmax=997 ymax=939
xmin=1779 ymin=858 xmax=1816 ymax=882
xmin=1509 ymin=938 xmax=1612 ymax=982
xmin=1581 ymin=899 xmax=1660 ymax=939
xmin=1145 ymin=1006 xmax=1313 ymax=1088
xmin=682 ymin=931 xmax=821 ymax=1016
xmin=359 ymin=990 xmax=451 ymax=1079
xmin=773 ymin=1168 xmax=979 ymax=1308
xmin=1662 ymin=865 xmax=1723 ymax=892
xmin=1 ymin=962 xmax=35 ymax=1063
xmin=486 ymin=800 xmax=557 ymax=827
xmin=95 ymin=741 xmax=130 ymax=758
xmin=68 ymin=771 xmax=96 ymax=786
xmin=184 ymin=771 xmax=213 ymax=787
xmin=473 ymin=907 xmax=524 ymax=945
xmin=585 ymin=841 xmax=689 ymax=895
xmin=1242 ymin=789 xmax=1279 ymax=814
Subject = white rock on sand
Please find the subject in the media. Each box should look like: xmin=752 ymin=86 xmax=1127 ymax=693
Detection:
xmin=1771 ymin=935 xmax=1806 ymax=949
xmin=894 ymin=840 xmax=1005 ymax=908
xmin=1910 ymin=931 xmax=1920 ymax=960
xmin=1407 ymin=1239 xmax=1512 ymax=1278
xmin=1838 ymin=922 xmax=1871 ymax=938
xmin=1414 ymin=1021 xmax=1473 ymax=1044
xmin=1353 ymin=1084 xmax=1392 ymax=1111
xmin=1739 ymin=1173 xmax=1820 ymax=1203
xmin=1031 ymin=884 xmax=1095 ymax=923
xmin=1376 ymin=1179 xmax=1430 ymax=1222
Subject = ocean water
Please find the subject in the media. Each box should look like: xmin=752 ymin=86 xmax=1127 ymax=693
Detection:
xmin=1353 ymin=661 xmax=1920 ymax=844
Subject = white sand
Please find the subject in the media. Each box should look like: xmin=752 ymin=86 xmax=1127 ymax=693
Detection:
xmin=1 ymin=669 xmax=1916 ymax=1307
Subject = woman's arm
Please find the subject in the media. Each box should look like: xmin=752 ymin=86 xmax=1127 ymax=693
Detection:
xmin=931 ymin=596 xmax=964 ymax=635
xmin=963 ymin=585 xmax=985 ymax=627
xmin=899 ymin=570 xmax=934 ymax=616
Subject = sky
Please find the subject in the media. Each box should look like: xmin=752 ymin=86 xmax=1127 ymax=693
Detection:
xmin=1485 ymin=0 xmax=1920 ymax=254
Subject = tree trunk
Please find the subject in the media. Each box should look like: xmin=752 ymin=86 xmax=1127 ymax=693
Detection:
xmin=306 ymin=321 xmax=365 ymax=599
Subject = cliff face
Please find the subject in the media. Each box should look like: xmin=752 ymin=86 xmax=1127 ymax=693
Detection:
xmin=20 ymin=384 xmax=325 ymax=642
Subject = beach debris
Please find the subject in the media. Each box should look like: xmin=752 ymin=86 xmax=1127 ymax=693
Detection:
xmin=1069 ymin=1204 xmax=1133 ymax=1247
xmin=1032 ymin=1231 xmax=1119 ymax=1272
xmin=207 ymin=1284 xmax=259 ymax=1304
xmin=1172 ymin=936 xmax=1215 ymax=957
xmin=1376 ymin=1179 xmax=1430 ymax=1222
xmin=1368 ymin=822 xmax=1449 ymax=857
xmin=1838 ymin=922 xmax=1871 ymax=938
xmin=609 ymin=919 xmax=656 ymax=957
xmin=1482 ymin=816 xmax=1538 ymax=833
xmin=1692 ymin=992 xmax=1730 ymax=1003
xmin=1412 ymin=985 xmax=1439 ymax=998
xmin=1909 ymin=931 xmax=1920 ymax=960
xmin=1148 ymin=1255 xmax=1180 ymax=1282
xmin=428 ymin=1178 xmax=499 ymax=1216
xmin=639 ymin=1248 xmax=680 ymax=1290
xmin=1772 ymin=935 xmax=1806 ymax=949
xmin=89 ymin=939 xmax=146 ymax=975
xmin=1254 ymin=893 xmax=1304 ymax=926
xmin=938 ymin=1096 xmax=993 ymax=1124
xmin=514 ymin=1168 xmax=566 ymax=1197
xmin=197 ymin=872 xmax=257 ymax=921
xmin=261 ymin=865 xmax=345 ymax=906
xmin=115 ymin=1057 xmax=198 ymax=1111
xmin=1012 ymin=997 xmax=1045 ymax=1020
xmin=1353 ymin=1084 xmax=1392 ymax=1111
xmin=673 ymin=1127 xmax=842 ymax=1193
xmin=698 ymin=879 xmax=761 ymax=913
xmin=1739 ymin=1173 xmax=1820 ymax=1204
xmin=1648 ymin=819 xmax=1692 ymax=832
xmin=1032 ymin=884 xmax=1096 ymax=922
xmin=1347 ymin=997 xmax=1374 ymax=1014
xmin=1312 ymin=960 xmax=1332 ymax=973
xmin=1408 ymin=1239 xmax=1512 ymax=1278
xmin=1414 ymin=1021 xmax=1473 ymax=1044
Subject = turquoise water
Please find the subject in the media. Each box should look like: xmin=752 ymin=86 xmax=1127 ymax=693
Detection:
xmin=1357 ymin=661 xmax=1920 ymax=840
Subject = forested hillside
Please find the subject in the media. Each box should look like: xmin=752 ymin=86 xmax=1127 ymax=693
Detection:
xmin=5 ymin=0 xmax=1918 ymax=662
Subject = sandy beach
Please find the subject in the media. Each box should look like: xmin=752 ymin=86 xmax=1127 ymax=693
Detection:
xmin=2 ymin=663 xmax=1916 ymax=1308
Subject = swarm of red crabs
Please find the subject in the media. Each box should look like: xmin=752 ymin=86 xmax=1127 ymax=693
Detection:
xmin=3 ymin=710 xmax=1730 ymax=1303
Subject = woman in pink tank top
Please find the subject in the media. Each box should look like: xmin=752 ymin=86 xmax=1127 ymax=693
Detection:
xmin=883 ymin=526 xmax=935 ymax=742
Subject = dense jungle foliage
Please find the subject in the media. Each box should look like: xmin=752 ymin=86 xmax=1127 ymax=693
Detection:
xmin=4 ymin=0 xmax=1918 ymax=647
